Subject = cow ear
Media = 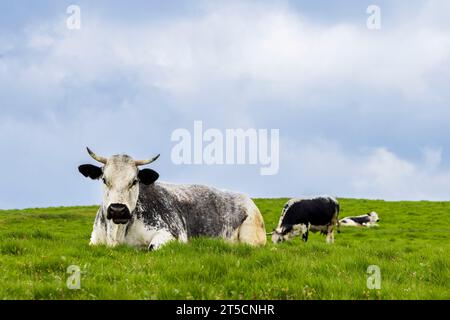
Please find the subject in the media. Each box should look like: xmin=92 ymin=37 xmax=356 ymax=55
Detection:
xmin=138 ymin=169 xmax=159 ymax=185
xmin=78 ymin=164 xmax=103 ymax=180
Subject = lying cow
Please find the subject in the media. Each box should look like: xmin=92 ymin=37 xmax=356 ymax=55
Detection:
xmin=270 ymin=196 xmax=340 ymax=244
xmin=78 ymin=148 xmax=266 ymax=250
xmin=340 ymin=211 xmax=379 ymax=227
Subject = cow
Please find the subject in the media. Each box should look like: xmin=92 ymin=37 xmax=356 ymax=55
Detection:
xmin=339 ymin=211 xmax=379 ymax=227
xmin=78 ymin=148 xmax=266 ymax=250
xmin=269 ymin=196 xmax=340 ymax=244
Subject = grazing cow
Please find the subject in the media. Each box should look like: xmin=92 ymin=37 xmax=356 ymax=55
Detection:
xmin=78 ymin=148 xmax=266 ymax=250
xmin=270 ymin=196 xmax=340 ymax=244
xmin=340 ymin=212 xmax=379 ymax=227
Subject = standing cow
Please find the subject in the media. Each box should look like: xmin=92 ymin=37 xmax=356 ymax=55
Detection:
xmin=270 ymin=196 xmax=340 ymax=244
xmin=78 ymin=148 xmax=266 ymax=250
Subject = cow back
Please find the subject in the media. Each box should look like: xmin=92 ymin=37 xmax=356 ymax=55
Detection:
xmin=282 ymin=197 xmax=338 ymax=227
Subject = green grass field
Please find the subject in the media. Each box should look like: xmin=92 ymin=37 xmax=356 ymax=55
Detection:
xmin=0 ymin=198 xmax=449 ymax=300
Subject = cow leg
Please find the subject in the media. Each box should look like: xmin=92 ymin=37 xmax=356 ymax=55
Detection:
xmin=90 ymin=228 xmax=106 ymax=245
xmin=237 ymin=200 xmax=267 ymax=246
xmin=90 ymin=208 xmax=107 ymax=245
xmin=326 ymin=224 xmax=335 ymax=244
xmin=148 ymin=230 xmax=175 ymax=251
xmin=335 ymin=205 xmax=341 ymax=233
xmin=327 ymin=210 xmax=339 ymax=241
xmin=302 ymin=228 xmax=309 ymax=242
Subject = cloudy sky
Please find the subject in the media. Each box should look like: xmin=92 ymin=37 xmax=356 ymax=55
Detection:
xmin=1 ymin=0 xmax=450 ymax=209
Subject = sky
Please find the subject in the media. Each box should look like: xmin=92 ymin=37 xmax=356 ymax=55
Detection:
xmin=1 ymin=0 xmax=450 ymax=209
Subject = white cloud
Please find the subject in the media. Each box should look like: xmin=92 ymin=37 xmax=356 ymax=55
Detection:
xmin=4 ymin=1 xmax=449 ymax=109
xmin=1 ymin=1 xmax=450 ymax=208
xmin=283 ymin=139 xmax=450 ymax=201
xmin=422 ymin=147 xmax=442 ymax=171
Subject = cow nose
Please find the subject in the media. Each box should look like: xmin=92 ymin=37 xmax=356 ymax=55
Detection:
xmin=109 ymin=203 xmax=127 ymax=213
xmin=107 ymin=203 xmax=130 ymax=220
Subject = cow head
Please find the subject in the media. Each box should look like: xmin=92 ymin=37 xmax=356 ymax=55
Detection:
xmin=78 ymin=148 xmax=160 ymax=224
xmin=368 ymin=211 xmax=380 ymax=223
xmin=270 ymin=224 xmax=309 ymax=243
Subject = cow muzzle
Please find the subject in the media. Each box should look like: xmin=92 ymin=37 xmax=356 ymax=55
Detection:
xmin=107 ymin=203 xmax=132 ymax=224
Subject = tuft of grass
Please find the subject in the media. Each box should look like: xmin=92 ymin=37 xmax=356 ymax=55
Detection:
xmin=1 ymin=241 xmax=27 ymax=255
xmin=0 ymin=200 xmax=449 ymax=299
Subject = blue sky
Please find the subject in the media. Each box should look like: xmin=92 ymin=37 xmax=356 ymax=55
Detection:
xmin=1 ymin=1 xmax=450 ymax=209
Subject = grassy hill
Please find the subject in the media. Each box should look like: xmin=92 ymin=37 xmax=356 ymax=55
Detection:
xmin=0 ymin=198 xmax=449 ymax=299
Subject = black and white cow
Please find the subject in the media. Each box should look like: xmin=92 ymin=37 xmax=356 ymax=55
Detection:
xmin=78 ymin=148 xmax=266 ymax=250
xmin=270 ymin=196 xmax=340 ymax=244
xmin=340 ymin=212 xmax=379 ymax=227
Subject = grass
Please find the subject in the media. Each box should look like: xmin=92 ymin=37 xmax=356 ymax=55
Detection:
xmin=0 ymin=198 xmax=449 ymax=299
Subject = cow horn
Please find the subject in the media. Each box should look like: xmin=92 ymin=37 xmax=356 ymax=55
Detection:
xmin=135 ymin=154 xmax=160 ymax=166
xmin=86 ymin=147 xmax=107 ymax=164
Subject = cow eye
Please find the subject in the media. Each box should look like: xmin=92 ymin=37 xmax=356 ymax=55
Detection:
xmin=102 ymin=178 xmax=107 ymax=185
xmin=131 ymin=179 xmax=139 ymax=187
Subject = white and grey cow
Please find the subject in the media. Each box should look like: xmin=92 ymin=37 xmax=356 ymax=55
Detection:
xmin=340 ymin=211 xmax=379 ymax=227
xmin=78 ymin=148 xmax=266 ymax=250
xmin=269 ymin=196 xmax=340 ymax=244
